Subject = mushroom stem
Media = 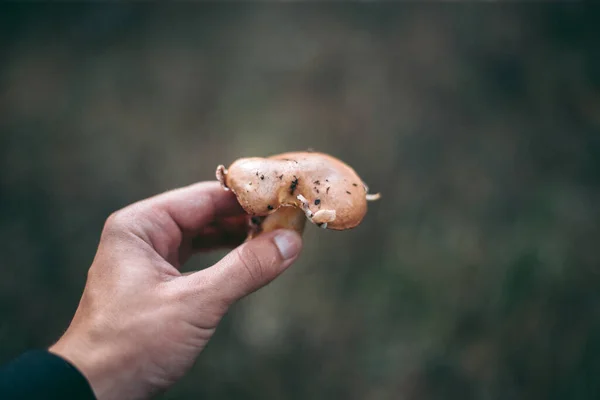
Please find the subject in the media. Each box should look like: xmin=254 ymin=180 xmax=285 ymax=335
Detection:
xmin=366 ymin=193 xmax=381 ymax=201
xmin=247 ymin=206 xmax=307 ymax=240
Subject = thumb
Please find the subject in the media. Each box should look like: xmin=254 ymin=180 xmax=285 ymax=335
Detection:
xmin=187 ymin=229 xmax=302 ymax=307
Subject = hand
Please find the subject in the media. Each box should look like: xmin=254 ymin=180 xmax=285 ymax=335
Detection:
xmin=49 ymin=181 xmax=303 ymax=400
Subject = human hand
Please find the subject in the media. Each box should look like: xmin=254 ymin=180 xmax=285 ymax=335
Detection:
xmin=49 ymin=181 xmax=303 ymax=400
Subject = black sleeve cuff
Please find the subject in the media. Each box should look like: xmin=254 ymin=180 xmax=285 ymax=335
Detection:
xmin=0 ymin=349 xmax=96 ymax=400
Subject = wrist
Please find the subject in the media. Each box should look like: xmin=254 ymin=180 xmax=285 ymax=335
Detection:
xmin=49 ymin=329 xmax=130 ymax=400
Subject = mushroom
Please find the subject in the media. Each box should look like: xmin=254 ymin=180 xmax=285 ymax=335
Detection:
xmin=216 ymin=151 xmax=380 ymax=238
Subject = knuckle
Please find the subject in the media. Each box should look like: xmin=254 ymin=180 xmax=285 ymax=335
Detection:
xmin=235 ymin=245 xmax=266 ymax=286
xmin=86 ymin=264 xmax=96 ymax=280
xmin=102 ymin=206 xmax=143 ymax=239
xmin=104 ymin=209 xmax=130 ymax=233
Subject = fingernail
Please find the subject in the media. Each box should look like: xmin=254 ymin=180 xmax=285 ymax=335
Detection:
xmin=273 ymin=230 xmax=301 ymax=260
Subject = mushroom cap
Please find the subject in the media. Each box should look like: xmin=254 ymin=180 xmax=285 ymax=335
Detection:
xmin=217 ymin=151 xmax=371 ymax=230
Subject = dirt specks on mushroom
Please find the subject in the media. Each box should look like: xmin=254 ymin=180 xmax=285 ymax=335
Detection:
xmin=290 ymin=176 xmax=299 ymax=195
xmin=216 ymin=151 xmax=380 ymax=235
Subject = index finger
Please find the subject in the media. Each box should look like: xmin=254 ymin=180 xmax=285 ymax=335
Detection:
xmin=148 ymin=181 xmax=244 ymax=233
xmin=105 ymin=181 xmax=245 ymax=265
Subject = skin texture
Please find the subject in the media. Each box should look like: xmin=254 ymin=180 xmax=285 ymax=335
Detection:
xmin=48 ymin=181 xmax=303 ymax=400
xmin=218 ymin=151 xmax=371 ymax=230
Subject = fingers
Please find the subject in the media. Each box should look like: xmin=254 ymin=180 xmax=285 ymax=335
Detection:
xmin=191 ymin=214 xmax=249 ymax=253
xmin=177 ymin=214 xmax=249 ymax=264
xmin=142 ymin=181 xmax=244 ymax=233
xmin=183 ymin=229 xmax=303 ymax=308
xmin=102 ymin=181 xmax=245 ymax=265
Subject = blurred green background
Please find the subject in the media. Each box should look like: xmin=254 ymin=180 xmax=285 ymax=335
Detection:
xmin=1 ymin=4 xmax=599 ymax=399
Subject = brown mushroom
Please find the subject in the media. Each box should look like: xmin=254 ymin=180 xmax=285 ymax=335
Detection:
xmin=216 ymin=151 xmax=380 ymax=238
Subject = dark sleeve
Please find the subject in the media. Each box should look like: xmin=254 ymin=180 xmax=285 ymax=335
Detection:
xmin=0 ymin=350 xmax=96 ymax=400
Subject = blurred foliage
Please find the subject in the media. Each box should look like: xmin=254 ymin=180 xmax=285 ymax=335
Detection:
xmin=1 ymin=4 xmax=599 ymax=400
